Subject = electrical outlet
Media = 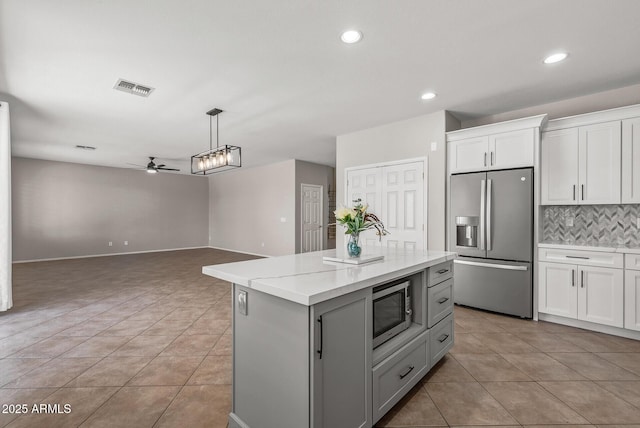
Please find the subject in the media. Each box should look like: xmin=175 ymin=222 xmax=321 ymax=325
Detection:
xmin=124 ymin=241 xmax=128 ymax=246
xmin=565 ymin=217 xmax=574 ymax=227
xmin=108 ymin=241 xmax=113 ymax=247
xmin=430 ymin=141 xmax=437 ymax=151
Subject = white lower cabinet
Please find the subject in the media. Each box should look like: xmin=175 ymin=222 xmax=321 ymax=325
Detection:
xmin=625 ymin=254 xmax=640 ymax=331
xmin=538 ymin=257 xmax=624 ymax=328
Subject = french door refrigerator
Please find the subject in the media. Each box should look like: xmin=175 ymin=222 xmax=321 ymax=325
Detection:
xmin=450 ymin=167 xmax=533 ymax=318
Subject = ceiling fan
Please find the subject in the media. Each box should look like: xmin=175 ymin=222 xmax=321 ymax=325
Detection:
xmin=128 ymin=157 xmax=180 ymax=174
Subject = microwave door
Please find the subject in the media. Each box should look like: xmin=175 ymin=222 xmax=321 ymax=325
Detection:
xmin=450 ymin=172 xmax=486 ymax=258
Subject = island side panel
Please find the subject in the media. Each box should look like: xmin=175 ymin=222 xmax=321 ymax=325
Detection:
xmin=230 ymin=284 xmax=310 ymax=428
xmin=310 ymin=288 xmax=372 ymax=428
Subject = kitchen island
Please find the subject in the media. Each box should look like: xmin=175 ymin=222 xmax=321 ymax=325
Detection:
xmin=203 ymin=248 xmax=456 ymax=428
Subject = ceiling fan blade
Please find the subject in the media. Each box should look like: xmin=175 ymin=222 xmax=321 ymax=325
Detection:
xmin=157 ymin=167 xmax=180 ymax=171
xmin=126 ymin=163 xmax=146 ymax=168
xmin=156 ymin=164 xmax=166 ymax=168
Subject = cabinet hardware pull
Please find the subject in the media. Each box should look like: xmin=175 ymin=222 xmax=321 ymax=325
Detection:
xmin=317 ymin=316 xmax=323 ymax=359
xmin=436 ymin=269 xmax=449 ymax=274
xmin=437 ymin=297 xmax=449 ymax=304
xmin=573 ymin=185 xmax=576 ymax=200
xmin=399 ymin=365 xmax=415 ymax=379
xmin=572 ymin=269 xmax=575 ymax=287
xmin=566 ymin=255 xmax=589 ymax=260
xmin=438 ymin=334 xmax=449 ymax=343
xmin=581 ymin=184 xmax=584 ymax=200
xmin=491 ymin=151 xmax=494 ymax=166
xmin=581 ymin=270 xmax=584 ymax=288
xmin=484 ymin=152 xmax=487 ymax=167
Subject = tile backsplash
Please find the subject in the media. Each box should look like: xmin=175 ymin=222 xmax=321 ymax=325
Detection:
xmin=542 ymin=204 xmax=640 ymax=247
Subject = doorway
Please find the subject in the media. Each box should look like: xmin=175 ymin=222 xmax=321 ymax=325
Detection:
xmin=301 ymin=183 xmax=323 ymax=252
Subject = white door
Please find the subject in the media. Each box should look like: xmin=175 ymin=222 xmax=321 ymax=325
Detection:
xmin=625 ymin=269 xmax=640 ymax=331
xmin=381 ymin=162 xmax=424 ymax=251
xmin=541 ymin=128 xmax=579 ymax=205
xmin=448 ymin=136 xmax=488 ymax=173
xmin=538 ymin=262 xmax=577 ymax=319
xmin=579 ymin=121 xmax=621 ymax=204
xmin=346 ymin=167 xmax=382 ymax=246
xmin=577 ymin=266 xmax=624 ymax=328
xmin=301 ymin=184 xmax=323 ymax=253
xmin=346 ymin=161 xmax=425 ymax=250
xmin=622 ymin=117 xmax=640 ymax=203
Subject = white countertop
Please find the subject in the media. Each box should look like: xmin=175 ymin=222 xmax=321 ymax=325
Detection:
xmin=539 ymin=241 xmax=640 ymax=255
xmin=202 ymin=248 xmax=457 ymax=305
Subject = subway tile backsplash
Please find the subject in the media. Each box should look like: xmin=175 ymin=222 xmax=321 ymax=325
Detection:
xmin=542 ymin=204 xmax=640 ymax=247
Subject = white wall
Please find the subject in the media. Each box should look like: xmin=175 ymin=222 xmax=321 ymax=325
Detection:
xmin=0 ymin=102 xmax=12 ymax=311
xmin=336 ymin=110 xmax=458 ymax=251
xmin=12 ymin=158 xmax=209 ymax=261
xmin=294 ymin=160 xmax=335 ymax=253
xmin=208 ymin=160 xmax=296 ymax=256
xmin=462 ymin=83 xmax=640 ymax=128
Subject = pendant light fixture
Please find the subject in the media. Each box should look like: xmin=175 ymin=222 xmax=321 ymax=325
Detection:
xmin=191 ymin=108 xmax=241 ymax=175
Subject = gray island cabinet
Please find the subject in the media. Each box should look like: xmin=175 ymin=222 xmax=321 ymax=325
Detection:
xmin=202 ymin=248 xmax=456 ymax=428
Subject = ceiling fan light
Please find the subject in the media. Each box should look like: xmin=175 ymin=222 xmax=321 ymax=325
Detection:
xmin=146 ymin=168 xmax=157 ymax=174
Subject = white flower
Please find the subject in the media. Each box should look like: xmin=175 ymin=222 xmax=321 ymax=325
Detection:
xmin=334 ymin=206 xmax=356 ymax=220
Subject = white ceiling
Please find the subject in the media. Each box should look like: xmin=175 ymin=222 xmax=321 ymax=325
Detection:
xmin=2 ymin=0 xmax=640 ymax=173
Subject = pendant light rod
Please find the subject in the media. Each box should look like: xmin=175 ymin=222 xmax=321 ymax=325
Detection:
xmin=206 ymin=108 xmax=223 ymax=151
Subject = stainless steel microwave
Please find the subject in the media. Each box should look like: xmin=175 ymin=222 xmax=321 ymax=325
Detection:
xmin=372 ymin=280 xmax=412 ymax=348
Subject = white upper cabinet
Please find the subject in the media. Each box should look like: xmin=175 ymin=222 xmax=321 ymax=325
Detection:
xmin=622 ymin=117 xmax=640 ymax=203
xmin=579 ymin=121 xmax=621 ymax=204
xmin=541 ymin=128 xmax=579 ymax=205
xmin=447 ymin=115 xmax=546 ymax=174
xmin=489 ymin=128 xmax=535 ymax=170
xmin=541 ymin=120 xmax=622 ymax=205
xmin=448 ymin=136 xmax=488 ymax=173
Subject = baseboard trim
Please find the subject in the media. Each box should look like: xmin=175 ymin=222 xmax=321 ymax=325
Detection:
xmin=538 ymin=313 xmax=640 ymax=340
xmin=208 ymin=246 xmax=271 ymax=258
xmin=12 ymin=246 xmax=211 ymax=264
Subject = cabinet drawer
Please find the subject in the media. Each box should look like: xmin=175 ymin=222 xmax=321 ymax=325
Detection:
xmin=428 ymin=279 xmax=453 ymax=328
xmin=538 ymin=247 xmax=623 ymax=269
xmin=429 ymin=261 xmax=453 ymax=286
xmin=430 ymin=313 xmax=454 ymax=365
xmin=372 ymin=330 xmax=429 ymax=423
xmin=626 ymin=253 xmax=640 ymax=271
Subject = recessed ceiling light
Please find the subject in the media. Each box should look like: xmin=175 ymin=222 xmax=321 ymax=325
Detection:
xmin=544 ymin=52 xmax=568 ymax=64
xmin=341 ymin=30 xmax=362 ymax=44
xmin=421 ymin=92 xmax=437 ymax=100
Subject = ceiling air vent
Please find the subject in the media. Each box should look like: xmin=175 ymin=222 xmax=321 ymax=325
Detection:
xmin=113 ymin=78 xmax=155 ymax=97
xmin=75 ymin=145 xmax=96 ymax=150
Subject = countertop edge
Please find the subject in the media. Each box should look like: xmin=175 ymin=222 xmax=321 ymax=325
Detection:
xmin=538 ymin=242 xmax=640 ymax=255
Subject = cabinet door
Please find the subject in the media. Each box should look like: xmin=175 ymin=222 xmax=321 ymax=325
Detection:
xmin=488 ymin=128 xmax=535 ymax=170
xmin=622 ymin=117 xmax=640 ymax=203
xmin=311 ymin=289 xmax=371 ymax=428
xmin=578 ymin=121 xmax=621 ymax=204
xmin=449 ymin=136 xmax=489 ymax=173
xmin=577 ymin=266 xmax=623 ymax=328
xmin=625 ymin=270 xmax=640 ymax=331
xmin=538 ymin=262 xmax=577 ymax=319
xmin=541 ymin=129 xmax=579 ymax=205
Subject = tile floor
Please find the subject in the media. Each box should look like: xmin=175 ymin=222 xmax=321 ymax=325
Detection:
xmin=0 ymin=248 xmax=639 ymax=427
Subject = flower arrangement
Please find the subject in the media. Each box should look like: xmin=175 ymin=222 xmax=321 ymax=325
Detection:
xmin=334 ymin=199 xmax=389 ymax=256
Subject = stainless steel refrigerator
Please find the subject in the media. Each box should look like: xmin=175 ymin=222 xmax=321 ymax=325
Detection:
xmin=450 ymin=167 xmax=533 ymax=318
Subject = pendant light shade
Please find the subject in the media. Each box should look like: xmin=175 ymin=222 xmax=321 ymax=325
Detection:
xmin=191 ymin=108 xmax=241 ymax=175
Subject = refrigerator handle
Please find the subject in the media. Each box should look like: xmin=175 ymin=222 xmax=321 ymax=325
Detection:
xmin=480 ymin=179 xmax=486 ymax=250
xmin=487 ymin=179 xmax=492 ymax=251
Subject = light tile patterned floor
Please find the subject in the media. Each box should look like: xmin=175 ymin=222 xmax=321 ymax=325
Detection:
xmin=1 ymin=248 xmax=640 ymax=427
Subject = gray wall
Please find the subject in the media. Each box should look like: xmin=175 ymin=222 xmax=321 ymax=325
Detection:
xmin=12 ymin=157 xmax=209 ymax=261
xmin=294 ymin=160 xmax=336 ymax=253
xmin=336 ymin=110 xmax=457 ymax=251
xmin=461 ymin=83 xmax=640 ymax=128
xmin=208 ymin=160 xmax=297 ymax=257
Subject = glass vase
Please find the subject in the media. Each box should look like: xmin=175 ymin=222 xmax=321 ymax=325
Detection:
xmin=347 ymin=233 xmax=361 ymax=258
